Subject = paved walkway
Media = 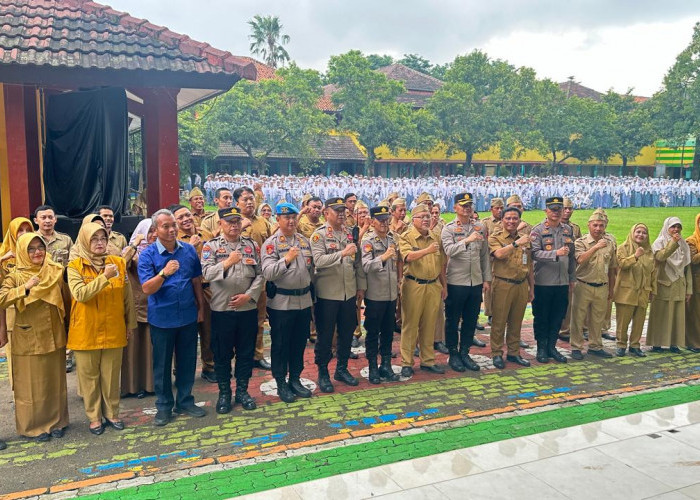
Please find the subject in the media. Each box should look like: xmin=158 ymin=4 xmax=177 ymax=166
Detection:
xmin=0 ymin=317 xmax=699 ymax=498
xmin=242 ymin=400 xmax=700 ymax=500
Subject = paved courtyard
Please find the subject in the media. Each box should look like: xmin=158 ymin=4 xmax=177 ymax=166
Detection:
xmin=0 ymin=316 xmax=699 ymax=498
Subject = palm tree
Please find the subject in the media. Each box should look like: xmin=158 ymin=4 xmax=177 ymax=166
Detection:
xmin=248 ymin=15 xmax=291 ymax=68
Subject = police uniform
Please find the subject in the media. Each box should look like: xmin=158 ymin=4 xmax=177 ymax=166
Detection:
xmin=570 ymin=214 xmax=618 ymax=358
xmin=441 ymin=193 xmax=491 ymax=372
xmin=559 ymin=197 xmax=582 ymax=337
xmin=310 ymin=198 xmax=366 ymax=391
xmin=177 ymin=226 xmax=215 ymax=380
xmin=488 ymin=218 xmax=532 ymax=367
xmin=261 ymin=203 xmax=314 ymax=402
xmin=242 ymin=213 xmax=273 ymax=369
xmin=399 ymin=204 xmax=445 ymax=373
xmin=361 ymin=206 xmax=400 ymax=384
xmin=531 ymin=196 xmax=576 ymax=363
xmin=200 ymin=208 xmax=263 ymax=414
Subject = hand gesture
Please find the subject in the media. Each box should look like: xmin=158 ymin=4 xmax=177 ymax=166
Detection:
xmin=634 ymin=247 xmax=645 ymax=259
xmin=516 ymin=235 xmax=530 ymax=247
xmin=427 ymin=242 xmax=440 ymax=254
xmin=1 ymin=250 xmax=14 ymax=262
xmin=104 ymin=264 xmax=119 ymax=279
xmin=595 ymin=238 xmax=608 ymax=250
xmin=341 ymin=243 xmax=357 ymax=257
xmin=133 ymin=234 xmax=145 ymax=245
xmin=382 ymin=246 xmax=396 ymax=262
xmin=556 ymin=245 xmax=570 ymax=257
xmin=229 ymin=294 xmax=251 ymax=309
xmin=285 ymin=246 xmax=300 ymax=264
xmin=672 ymin=232 xmax=682 ymax=243
xmin=24 ymin=275 xmax=40 ymax=291
xmin=466 ymin=232 xmax=483 ymax=244
xmin=163 ymin=259 xmax=179 ymax=277
xmin=189 ymin=234 xmax=202 ymax=248
xmin=225 ymin=250 xmax=243 ymax=267
xmin=241 ymin=218 xmax=252 ymax=230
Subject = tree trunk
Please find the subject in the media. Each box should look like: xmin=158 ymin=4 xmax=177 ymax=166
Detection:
xmin=465 ymin=151 xmax=473 ymax=169
xmin=692 ymin=135 xmax=700 ymax=180
xmin=365 ymin=150 xmax=376 ymax=177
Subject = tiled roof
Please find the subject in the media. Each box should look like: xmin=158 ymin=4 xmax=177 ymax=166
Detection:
xmin=237 ymin=56 xmax=276 ymax=81
xmin=0 ymin=0 xmax=256 ymax=83
xmin=558 ymin=80 xmax=603 ymax=101
xmin=205 ymin=135 xmax=365 ymax=161
xmin=319 ymin=84 xmax=339 ymax=112
xmin=377 ymin=63 xmax=443 ymax=92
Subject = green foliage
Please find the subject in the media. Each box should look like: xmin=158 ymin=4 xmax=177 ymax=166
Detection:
xmin=365 ymin=54 xmax=394 ymax=70
xmin=603 ymin=91 xmax=656 ymax=167
xmin=398 ymin=54 xmax=432 ymax=74
xmin=202 ymin=64 xmax=332 ymax=175
xmin=248 ymin=14 xmax=291 ymax=68
xmin=327 ymin=50 xmax=418 ymax=173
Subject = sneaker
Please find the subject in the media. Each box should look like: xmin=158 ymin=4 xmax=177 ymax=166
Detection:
xmin=173 ymin=405 xmax=206 ymax=418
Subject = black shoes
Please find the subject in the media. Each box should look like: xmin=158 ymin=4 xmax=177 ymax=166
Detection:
xmin=688 ymin=346 xmax=700 ymax=353
xmin=670 ymin=345 xmax=681 ymax=353
xmin=334 ymin=367 xmax=359 ymax=386
xmin=493 ymin=355 xmax=505 ymax=369
xmin=420 ymin=364 xmax=445 ymax=374
xmin=475 ymin=323 xmax=485 ymax=331
xmin=434 ymin=342 xmax=449 ymax=354
xmin=154 ymin=411 xmax=171 ymax=427
xmin=89 ymin=423 xmax=104 ymax=435
xmin=548 ymin=349 xmax=567 ymax=363
xmin=173 ymin=405 xmax=206 ymax=418
xmin=570 ymin=350 xmax=583 ymax=360
xmin=448 ymin=351 xmax=466 ymax=372
xmin=379 ymin=359 xmax=400 ymax=381
xmin=51 ymin=427 xmax=66 ymax=439
xmin=36 ymin=433 xmax=51 ymax=442
xmin=289 ymin=378 xmax=312 ymax=398
xmin=351 ymin=337 xmax=361 ymax=348
xmin=629 ymin=347 xmax=646 ymax=357
xmin=651 ymin=346 xmax=663 ymax=352
xmin=616 ymin=347 xmax=626 ymax=357
xmin=254 ymin=358 xmax=272 ymax=370
xmin=276 ymin=379 xmax=297 ymax=403
xmin=536 ymin=348 xmax=549 ymax=363
xmin=318 ymin=369 xmax=335 ymax=393
xmin=602 ymin=332 xmax=617 ymax=341
xmin=216 ymin=391 xmax=232 ymax=414
xmin=235 ymin=389 xmax=257 ymax=411
xmin=105 ymin=419 xmax=125 ymax=431
xmin=519 ymin=340 xmax=530 ymax=348
xmin=400 ymin=366 xmax=414 ymax=378
xmin=0 ymin=440 xmax=6 ymax=451
xmin=461 ymin=353 xmax=480 ymax=371
xmin=368 ymin=364 xmax=381 ymax=384
xmin=349 ymin=351 xmax=359 ymax=360
xmin=200 ymin=370 xmax=217 ymax=383
xmin=588 ymin=349 xmax=612 ymax=358
xmin=472 ymin=337 xmax=486 ymax=348
xmin=506 ymin=355 xmax=531 ymax=367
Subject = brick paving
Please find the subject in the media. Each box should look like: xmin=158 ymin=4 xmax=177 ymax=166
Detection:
xmin=1 ymin=319 xmax=699 ymax=498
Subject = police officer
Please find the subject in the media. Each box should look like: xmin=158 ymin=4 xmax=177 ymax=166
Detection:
xmin=361 ymin=206 xmax=401 ymax=384
xmin=399 ymin=203 xmax=446 ymax=377
xmin=531 ymin=196 xmax=576 ymax=363
xmin=559 ymin=197 xmax=582 ymax=341
xmin=200 ymin=207 xmax=263 ymax=414
xmin=488 ymin=207 xmax=533 ymax=369
xmin=310 ymin=198 xmax=366 ymax=392
xmin=442 ymin=193 xmax=491 ymax=372
xmin=261 ymin=203 xmax=314 ymax=403
xmin=569 ymin=213 xmax=618 ymax=359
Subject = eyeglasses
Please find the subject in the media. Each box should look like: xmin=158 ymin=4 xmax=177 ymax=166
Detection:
xmin=28 ymin=246 xmax=46 ymax=254
xmin=90 ymin=237 xmax=108 ymax=243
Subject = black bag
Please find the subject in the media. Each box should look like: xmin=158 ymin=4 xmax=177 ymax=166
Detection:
xmin=266 ymin=281 xmax=277 ymax=299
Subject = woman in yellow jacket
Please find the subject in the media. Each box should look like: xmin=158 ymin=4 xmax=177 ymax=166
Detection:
xmin=613 ymin=223 xmax=656 ymax=357
xmin=685 ymin=213 xmax=700 ymax=352
xmin=67 ymin=223 xmax=136 ymax=435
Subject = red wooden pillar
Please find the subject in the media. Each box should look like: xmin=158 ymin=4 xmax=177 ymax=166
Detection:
xmin=142 ymin=88 xmax=180 ymax=214
xmin=2 ymin=84 xmax=34 ymax=218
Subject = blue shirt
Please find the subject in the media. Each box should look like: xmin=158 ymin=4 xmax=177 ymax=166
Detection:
xmin=138 ymin=239 xmax=202 ymax=328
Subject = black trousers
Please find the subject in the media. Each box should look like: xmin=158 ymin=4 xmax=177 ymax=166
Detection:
xmin=532 ymin=285 xmax=569 ymax=347
xmin=445 ymin=283 xmax=483 ymax=352
xmin=268 ymin=307 xmax=311 ymax=380
xmin=364 ymin=299 xmax=396 ymax=360
xmin=314 ymin=297 xmax=357 ymax=367
xmin=211 ymin=309 xmax=258 ymax=384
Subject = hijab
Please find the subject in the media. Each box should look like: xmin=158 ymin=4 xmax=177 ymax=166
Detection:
xmin=652 ymin=216 xmax=691 ymax=282
xmin=620 ymin=223 xmax=652 ymax=256
xmin=686 ymin=213 xmax=700 ymax=251
xmin=12 ymin=233 xmax=65 ymax=316
xmin=77 ymin=223 xmax=108 ymax=271
xmin=126 ymin=218 xmax=153 ymax=254
xmin=0 ymin=217 xmax=33 ymax=268
xmin=71 ymin=214 xmax=119 ymax=258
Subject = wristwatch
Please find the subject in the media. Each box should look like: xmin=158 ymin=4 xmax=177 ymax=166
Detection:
xmin=512 ymin=241 xmax=519 ymax=248
xmin=158 ymin=270 xmax=168 ymax=279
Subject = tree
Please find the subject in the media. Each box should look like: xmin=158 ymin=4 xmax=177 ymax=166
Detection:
xmin=327 ymin=50 xmax=418 ymax=174
xmin=398 ymin=54 xmax=432 ymax=74
xmin=203 ymin=64 xmax=332 ymax=174
xmin=603 ymin=90 xmax=656 ymax=168
xmin=365 ymin=54 xmax=394 ymax=70
xmin=248 ymin=15 xmax=291 ymax=68
xmin=530 ymin=79 xmax=579 ymax=165
xmin=652 ymin=22 xmax=700 ymax=177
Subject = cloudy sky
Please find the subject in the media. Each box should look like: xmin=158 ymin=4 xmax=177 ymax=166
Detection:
xmin=109 ymin=0 xmax=700 ymax=96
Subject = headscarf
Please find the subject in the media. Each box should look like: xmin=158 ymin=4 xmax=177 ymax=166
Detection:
xmin=686 ymin=213 xmax=700 ymax=250
xmin=127 ymin=218 xmax=153 ymax=254
xmin=652 ymin=216 xmax=691 ymax=282
xmin=619 ymin=223 xmax=652 ymax=256
xmin=0 ymin=217 xmax=34 ymax=268
xmin=77 ymin=223 xmax=108 ymax=271
xmin=12 ymin=233 xmax=65 ymax=316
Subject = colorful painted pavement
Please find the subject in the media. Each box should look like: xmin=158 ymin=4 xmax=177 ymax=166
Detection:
xmin=0 ymin=318 xmax=699 ymax=498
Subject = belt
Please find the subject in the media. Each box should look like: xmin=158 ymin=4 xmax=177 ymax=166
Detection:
xmin=495 ymin=275 xmax=526 ymax=285
xmin=202 ymin=282 xmax=210 ymax=289
xmin=577 ymin=279 xmax=607 ymax=288
xmin=404 ymin=274 xmax=438 ymax=285
xmin=276 ymin=286 xmax=311 ymax=296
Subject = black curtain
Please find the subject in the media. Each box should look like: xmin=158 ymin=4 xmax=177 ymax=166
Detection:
xmin=44 ymin=87 xmax=128 ymax=217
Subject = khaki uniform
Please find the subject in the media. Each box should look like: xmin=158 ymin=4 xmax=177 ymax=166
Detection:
xmin=43 ymin=231 xmax=73 ymax=266
xmin=390 ymin=218 xmax=409 ymax=237
xmin=488 ymin=229 xmax=532 ymax=356
xmin=298 ymin=216 xmax=324 ymax=239
xmin=192 ymin=210 xmax=211 ymax=229
xmin=200 ymin=211 xmax=221 ymax=238
xmin=481 ymin=216 xmax=500 ymax=318
xmin=398 ymin=227 xmax=444 ymax=367
xmin=571 ymin=234 xmax=618 ymax=351
xmin=560 ymin=221 xmax=583 ymax=335
xmin=686 ymin=240 xmax=700 ymax=348
xmin=613 ymin=245 xmax=656 ymax=349
xmin=242 ymin=214 xmax=273 ymax=362
xmin=431 ymin=221 xmax=446 ymax=343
